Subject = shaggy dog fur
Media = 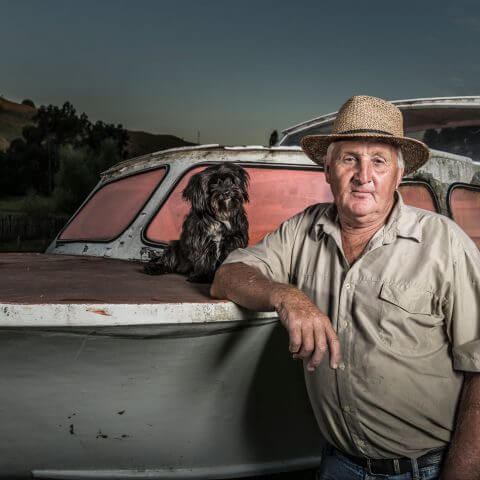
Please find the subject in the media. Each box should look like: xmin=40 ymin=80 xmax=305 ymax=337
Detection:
xmin=144 ymin=163 xmax=249 ymax=283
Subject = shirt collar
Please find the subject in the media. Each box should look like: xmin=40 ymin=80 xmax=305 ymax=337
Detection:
xmin=384 ymin=192 xmax=423 ymax=244
xmin=316 ymin=191 xmax=423 ymax=244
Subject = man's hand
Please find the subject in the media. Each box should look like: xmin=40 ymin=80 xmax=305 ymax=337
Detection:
xmin=272 ymin=287 xmax=341 ymax=371
xmin=211 ymin=262 xmax=341 ymax=372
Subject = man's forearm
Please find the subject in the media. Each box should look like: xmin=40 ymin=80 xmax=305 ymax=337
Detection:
xmin=211 ymin=262 xmax=341 ymax=370
xmin=441 ymin=373 xmax=480 ymax=479
xmin=210 ymin=262 xmax=295 ymax=312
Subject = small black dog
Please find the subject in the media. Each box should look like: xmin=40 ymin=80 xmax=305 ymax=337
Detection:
xmin=144 ymin=163 xmax=249 ymax=283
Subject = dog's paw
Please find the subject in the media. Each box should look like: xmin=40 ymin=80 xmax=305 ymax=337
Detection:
xmin=143 ymin=259 xmax=165 ymax=275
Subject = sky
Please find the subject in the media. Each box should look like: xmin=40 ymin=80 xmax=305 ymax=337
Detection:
xmin=1 ymin=0 xmax=479 ymax=146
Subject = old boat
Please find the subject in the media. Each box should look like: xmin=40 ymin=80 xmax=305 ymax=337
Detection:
xmin=0 ymin=97 xmax=479 ymax=479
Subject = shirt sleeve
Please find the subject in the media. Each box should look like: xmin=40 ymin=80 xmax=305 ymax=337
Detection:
xmin=447 ymin=225 xmax=480 ymax=372
xmin=222 ymin=208 xmax=310 ymax=284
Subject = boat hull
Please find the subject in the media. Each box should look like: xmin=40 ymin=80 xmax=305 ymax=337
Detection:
xmin=0 ymin=320 xmax=324 ymax=478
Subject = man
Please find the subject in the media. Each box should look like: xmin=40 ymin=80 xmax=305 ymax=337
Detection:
xmin=211 ymin=96 xmax=480 ymax=479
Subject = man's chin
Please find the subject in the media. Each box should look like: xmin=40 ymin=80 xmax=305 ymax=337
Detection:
xmin=343 ymin=201 xmax=376 ymax=218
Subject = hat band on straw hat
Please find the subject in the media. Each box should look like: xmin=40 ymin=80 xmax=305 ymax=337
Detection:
xmin=340 ymin=129 xmax=393 ymax=136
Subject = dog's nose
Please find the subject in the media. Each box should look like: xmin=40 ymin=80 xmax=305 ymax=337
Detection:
xmin=219 ymin=189 xmax=231 ymax=198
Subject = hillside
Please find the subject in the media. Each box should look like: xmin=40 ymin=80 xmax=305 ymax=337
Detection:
xmin=0 ymin=97 xmax=196 ymax=156
xmin=0 ymin=97 xmax=36 ymax=151
xmin=126 ymin=130 xmax=195 ymax=157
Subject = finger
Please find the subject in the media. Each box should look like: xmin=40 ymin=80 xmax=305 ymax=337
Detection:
xmin=288 ymin=321 xmax=302 ymax=353
xmin=296 ymin=322 xmax=314 ymax=359
xmin=325 ymin=325 xmax=341 ymax=369
xmin=298 ymin=322 xmax=315 ymax=358
xmin=307 ymin=328 xmax=327 ymax=371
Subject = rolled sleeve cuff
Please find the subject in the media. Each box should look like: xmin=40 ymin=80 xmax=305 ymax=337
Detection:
xmin=453 ymin=340 xmax=480 ymax=372
xmin=222 ymin=248 xmax=276 ymax=281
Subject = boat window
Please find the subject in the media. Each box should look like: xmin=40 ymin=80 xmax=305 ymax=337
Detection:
xmin=400 ymin=107 xmax=480 ymax=164
xmin=59 ymin=168 xmax=167 ymax=242
xmin=449 ymin=184 xmax=480 ymax=248
xmin=398 ymin=182 xmax=438 ymax=212
xmin=281 ymin=106 xmax=480 ymax=163
xmin=281 ymin=124 xmax=332 ymax=147
xmin=144 ymin=165 xmax=333 ymax=245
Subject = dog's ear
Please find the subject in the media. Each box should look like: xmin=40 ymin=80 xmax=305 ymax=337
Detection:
xmin=182 ymin=170 xmax=209 ymax=212
xmin=235 ymin=166 xmax=250 ymax=203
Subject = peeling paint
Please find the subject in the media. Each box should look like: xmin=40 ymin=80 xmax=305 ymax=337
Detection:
xmin=86 ymin=308 xmax=111 ymax=316
xmin=0 ymin=302 xmax=276 ymax=327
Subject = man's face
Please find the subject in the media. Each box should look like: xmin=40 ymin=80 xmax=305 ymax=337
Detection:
xmin=324 ymin=140 xmax=403 ymax=225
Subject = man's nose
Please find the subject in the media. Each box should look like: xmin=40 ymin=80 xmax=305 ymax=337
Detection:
xmin=354 ymin=159 xmax=372 ymax=184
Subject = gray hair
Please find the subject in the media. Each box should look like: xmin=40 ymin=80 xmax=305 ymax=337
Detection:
xmin=324 ymin=141 xmax=404 ymax=171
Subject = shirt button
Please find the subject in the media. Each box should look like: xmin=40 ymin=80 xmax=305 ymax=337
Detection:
xmin=345 ymin=283 xmax=351 ymax=289
xmin=343 ymin=405 xmax=351 ymax=413
xmin=339 ymin=362 xmax=346 ymax=370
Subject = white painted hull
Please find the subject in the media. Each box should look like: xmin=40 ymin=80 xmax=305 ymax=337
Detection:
xmin=0 ymin=319 xmax=324 ymax=478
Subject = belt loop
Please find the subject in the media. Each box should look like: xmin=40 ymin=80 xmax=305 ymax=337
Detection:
xmin=393 ymin=458 xmax=400 ymax=475
xmin=410 ymin=457 xmax=420 ymax=480
xmin=366 ymin=458 xmax=373 ymax=474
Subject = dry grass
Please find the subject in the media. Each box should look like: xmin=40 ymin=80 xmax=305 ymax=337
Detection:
xmin=0 ymin=195 xmax=55 ymax=214
xmin=0 ymin=97 xmax=36 ymax=114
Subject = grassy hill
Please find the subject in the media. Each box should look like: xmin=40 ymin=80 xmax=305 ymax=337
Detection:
xmin=0 ymin=97 xmax=196 ymax=157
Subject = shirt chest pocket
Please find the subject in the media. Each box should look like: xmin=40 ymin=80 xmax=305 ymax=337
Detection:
xmin=378 ymin=283 xmax=445 ymax=352
xmin=379 ymin=283 xmax=433 ymax=315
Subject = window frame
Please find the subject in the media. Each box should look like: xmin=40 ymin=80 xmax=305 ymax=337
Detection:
xmin=56 ymin=166 xmax=169 ymax=244
xmin=447 ymin=182 xmax=480 ymax=219
xmin=398 ymin=179 xmax=441 ymax=214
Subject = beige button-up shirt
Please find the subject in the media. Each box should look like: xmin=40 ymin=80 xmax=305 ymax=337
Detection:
xmin=224 ymin=194 xmax=480 ymax=459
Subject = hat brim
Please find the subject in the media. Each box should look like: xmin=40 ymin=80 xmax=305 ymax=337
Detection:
xmin=301 ymin=133 xmax=430 ymax=175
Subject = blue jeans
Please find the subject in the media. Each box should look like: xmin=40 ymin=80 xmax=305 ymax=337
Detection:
xmin=316 ymin=447 xmax=442 ymax=480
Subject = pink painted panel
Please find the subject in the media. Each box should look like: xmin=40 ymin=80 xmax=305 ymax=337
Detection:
xmin=398 ymin=184 xmax=437 ymax=212
xmin=60 ymin=168 xmax=167 ymax=241
xmin=145 ymin=166 xmax=333 ymax=245
xmin=450 ymin=187 xmax=480 ymax=248
xmin=245 ymin=168 xmax=333 ymax=245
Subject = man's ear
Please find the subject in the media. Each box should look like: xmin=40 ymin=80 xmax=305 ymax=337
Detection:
xmin=395 ymin=168 xmax=404 ymax=189
xmin=324 ymin=156 xmax=331 ymax=184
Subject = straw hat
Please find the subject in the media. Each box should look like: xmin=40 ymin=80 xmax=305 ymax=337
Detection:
xmin=301 ymin=95 xmax=430 ymax=175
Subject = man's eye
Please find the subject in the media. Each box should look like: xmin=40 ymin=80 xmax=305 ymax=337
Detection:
xmin=343 ymin=156 xmax=356 ymax=163
xmin=373 ymin=158 xmax=386 ymax=166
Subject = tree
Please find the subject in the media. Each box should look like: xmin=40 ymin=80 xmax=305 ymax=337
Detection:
xmin=53 ymin=138 xmax=123 ymax=214
xmin=1 ymin=138 xmax=48 ymax=195
xmin=1 ymin=101 xmax=129 ymax=197
xmin=84 ymin=120 xmax=129 ymax=158
xmin=21 ymin=99 xmax=36 ymax=108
